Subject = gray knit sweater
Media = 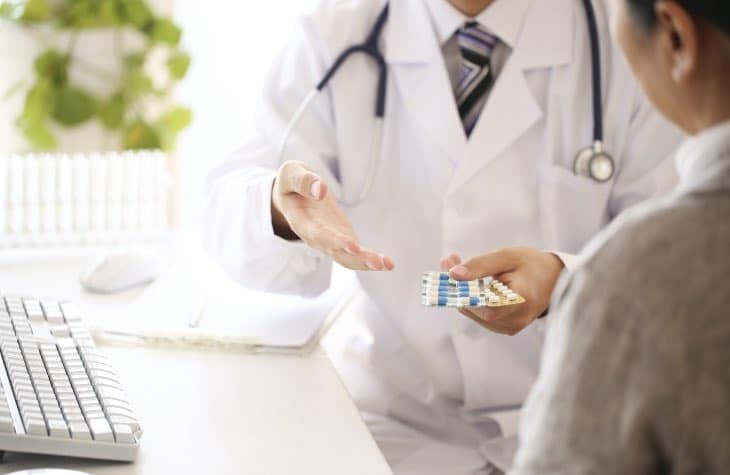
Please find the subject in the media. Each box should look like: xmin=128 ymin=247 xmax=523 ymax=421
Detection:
xmin=511 ymin=121 xmax=730 ymax=474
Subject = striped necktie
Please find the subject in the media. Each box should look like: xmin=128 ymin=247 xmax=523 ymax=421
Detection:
xmin=455 ymin=22 xmax=499 ymax=137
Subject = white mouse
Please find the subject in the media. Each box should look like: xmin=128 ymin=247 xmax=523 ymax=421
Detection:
xmin=80 ymin=248 xmax=162 ymax=294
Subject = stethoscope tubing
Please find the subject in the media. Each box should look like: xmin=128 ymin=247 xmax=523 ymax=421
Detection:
xmin=581 ymin=0 xmax=603 ymax=143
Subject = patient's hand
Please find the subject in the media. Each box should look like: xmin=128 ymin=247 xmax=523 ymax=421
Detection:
xmin=439 ymin=247 xmax=564 ymax=335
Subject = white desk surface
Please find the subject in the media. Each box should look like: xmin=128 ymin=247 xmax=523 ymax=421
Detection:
xmin=0 ymin=249 xmax=392 ymax=475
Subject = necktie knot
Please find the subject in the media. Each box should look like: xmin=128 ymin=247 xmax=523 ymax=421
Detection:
xmin=456 ymin=22 xmax=498 ymax=66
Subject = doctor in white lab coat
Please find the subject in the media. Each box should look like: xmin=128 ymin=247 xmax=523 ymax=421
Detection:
xmin=204 ymin=0 xmax=683 ymax=473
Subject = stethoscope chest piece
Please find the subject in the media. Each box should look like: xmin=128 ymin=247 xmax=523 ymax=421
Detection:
xmin=573 ymin=141 xmax=615 ymax=183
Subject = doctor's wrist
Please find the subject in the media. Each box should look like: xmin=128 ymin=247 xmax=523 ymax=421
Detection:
xmin=271 ymin=183 xmax=299 ymax=241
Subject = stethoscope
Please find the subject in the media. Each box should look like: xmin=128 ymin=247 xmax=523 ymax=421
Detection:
xmin=573 ymin=0 xmax=615 ymax=183
xmin=278 ymin=0 xmax=615 ymax=207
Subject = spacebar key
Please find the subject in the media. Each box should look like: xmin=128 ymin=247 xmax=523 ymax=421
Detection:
xmin=88 ymin=418 xmax=114 ymax=442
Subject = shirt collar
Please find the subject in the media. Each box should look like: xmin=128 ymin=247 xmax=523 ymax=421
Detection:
xmin=675 ymin=119 xmax=730 ymax=193
xmin=422 ymin=0 xmax=532 ymax=48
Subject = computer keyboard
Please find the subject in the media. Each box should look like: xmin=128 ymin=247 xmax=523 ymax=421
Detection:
xmin=0 ymin=296 xmax=141 ymax=462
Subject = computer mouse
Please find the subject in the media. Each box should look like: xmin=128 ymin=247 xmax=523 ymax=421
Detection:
xmin=8 ymin=471 xmax=91 ymax=475
xmin=80 ymin=247 xmax=162 ymax=294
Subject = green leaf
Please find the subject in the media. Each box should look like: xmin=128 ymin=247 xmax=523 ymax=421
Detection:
xmin=52 ymin=86 xmax=96 ymax=126
xmin=98 ymin=93 xmax=125 ymax=129
xmin=126 ymin=71 xmax=153 ymax=95
xmin=149 ymin=18 xmax=181 ymax=46
xmin=156 ymin=106 xmax=192 ymax=151
xmin=19 ymin=120 xmax=57 ymax=150
xmin=63 ymin=0 xmax=94 ymax=27
xmin=21 ymin=79 xmax=54 ymax=125
xmin=119 ymin=0 xmax=152 ymax=29
xmin=123 ymin=52 xmax=146 ymax=69
xmin=97 ymin=0 xmax=120 ymax=26
xmin=167 ymin=51 xmax=191 ymax=80
xmin=17 ymin=78 xmax=57 ymax=149
xmin=123 ymin=120 xmax=161 ymax=150
xmin=21 ymin=0 xmax=51 ymax=21
xmin=159 ymin=106 xmax=192 ymax=134
xmin=34 ymin=49 xmax=68 ymax=85
xmin=3 ymin=79 xmax=27 ymax=100
xmin=0 ymin=3 xmax=15 ymax=18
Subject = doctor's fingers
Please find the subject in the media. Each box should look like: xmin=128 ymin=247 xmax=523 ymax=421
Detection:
xmin=299 ymin=224 xmax=393 ymax=271
xmin=449 ymin=249 xmax=521 ymax=280
xmin=331 ymin=249 xmax=394 ymax=271
xmin=478 ymin=305 xmax=536 ymax=336
xmin=296 ymin=222 xmax=359 ymax=256
xmin=279 ymin=161 xmax=327 ymax=200
xmin=325 ymin=243 xmax=394 ymax=271
xmin=439 ymin=253 xmax=462 ymax=271
xmin=457 ymin=308 xmax=516 ymax=335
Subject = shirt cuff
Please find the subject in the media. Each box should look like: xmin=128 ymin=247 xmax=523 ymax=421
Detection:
xmin=535 ymin=252 xmax=580 ymax=321
xmin=550 ymin=251 xmax=581 ymax=271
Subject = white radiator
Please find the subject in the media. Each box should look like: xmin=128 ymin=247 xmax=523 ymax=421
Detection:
xmin=0 ymin=151 xmax=170 ymax=248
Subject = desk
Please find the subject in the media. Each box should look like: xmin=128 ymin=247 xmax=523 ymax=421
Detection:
xmin=0 ymin=250 xmax=392 ymax=475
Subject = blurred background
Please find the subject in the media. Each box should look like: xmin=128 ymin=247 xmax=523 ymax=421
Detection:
xmin=0 ymin=0 xmax=317 ymax=234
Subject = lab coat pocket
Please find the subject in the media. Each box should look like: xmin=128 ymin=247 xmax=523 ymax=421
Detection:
xmin=538 ymin=164 xmax=613 ymax=253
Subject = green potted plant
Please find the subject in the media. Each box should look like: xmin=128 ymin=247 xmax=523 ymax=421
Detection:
xmin=0 ymin=0 xmax=192 ymax=152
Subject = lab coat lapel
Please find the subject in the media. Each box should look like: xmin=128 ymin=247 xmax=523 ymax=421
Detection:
xmin=447 ymin=0 xmax=574 ymax=193
xmin=386 ymin=0 xmax=466 ymax=163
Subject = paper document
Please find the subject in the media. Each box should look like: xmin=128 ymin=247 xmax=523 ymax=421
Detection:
xmin=105 ymin=261 xmax=356 ymax=352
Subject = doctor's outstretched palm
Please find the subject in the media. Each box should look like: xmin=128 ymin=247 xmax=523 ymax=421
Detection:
xmin=271 ymin=161 xmax=395 ymax=271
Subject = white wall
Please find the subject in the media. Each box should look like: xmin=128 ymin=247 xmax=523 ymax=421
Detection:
xmin=173 ymin=0 xmax=317 ymax=230
xmin=0 ymin=0 xmax=315 ymax=231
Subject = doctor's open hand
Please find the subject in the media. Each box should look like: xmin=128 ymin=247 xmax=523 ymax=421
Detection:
xmin=439 ymin=247 xmax=564 ymax=335
xmin=271 ymin=161 xmax=395 ymax=271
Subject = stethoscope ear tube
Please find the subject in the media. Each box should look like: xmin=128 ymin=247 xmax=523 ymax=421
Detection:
xmin=280 ymin=3 xmax=390 ymax=207
xmin=316 ymin=4 xmax=389 ymax=118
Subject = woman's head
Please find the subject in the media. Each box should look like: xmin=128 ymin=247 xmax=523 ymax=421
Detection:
xmin=608 ymin=0 xmax=730 ymax=133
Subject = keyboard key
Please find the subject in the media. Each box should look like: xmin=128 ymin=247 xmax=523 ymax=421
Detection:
xmin=0 ymin=294 xmax=142 ymax=459
xmin=25 ymin=417 xmax=47 ymax=436
xmin=46 ymin=314 xmax=64 ymax=324
xmin=60 ymin=303 xmax=81 ymax=319
xmin=109 ymin=415 xmax=141 ymax=434
xmin=48 ymin=419 xmax=69 ymax=438
xmin=97 ymin=387 xmax=128 ymax=402
xmin=68 ymin=421 xmax=92 ymax=440
xmin=112 ymin=423 xmax=136 ymax=444
xmin=107 ymin=406 xmax=136 ymax=419
xmin=51 ymin=326 xmax=71 ymax=337
xmin=85 ymin=409 xmax=105 ymax=420
xmin=92 ymin=376 xmax=123 ymax=390
xmin=66 ymin=414 xmax=86 ymax=424
xmin=0 ymin=416 xmax=15 ymax=433
xmin=88 ymin=418 xmax=114 ymax=442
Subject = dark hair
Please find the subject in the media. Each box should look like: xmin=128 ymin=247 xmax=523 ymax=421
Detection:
xmin=627 ymin=0 xmax=730 ymax=35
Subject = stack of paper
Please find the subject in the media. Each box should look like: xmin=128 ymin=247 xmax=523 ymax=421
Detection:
xmin=102 ymin=257 xmax=356 ymax=354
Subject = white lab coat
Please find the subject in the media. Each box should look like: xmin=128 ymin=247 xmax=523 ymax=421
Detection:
xmin=204 ymin=0 xmax=683 ymax=472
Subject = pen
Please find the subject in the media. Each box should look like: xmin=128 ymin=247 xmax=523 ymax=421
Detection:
xmin=97 ymin=328 xmax=263 ymax=351
xmin=188 ymin=296 xmax=208 ymax=328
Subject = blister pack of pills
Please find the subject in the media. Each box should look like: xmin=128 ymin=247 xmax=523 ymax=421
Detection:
xmin=421 ymin=271 xmax=526 ymax=308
